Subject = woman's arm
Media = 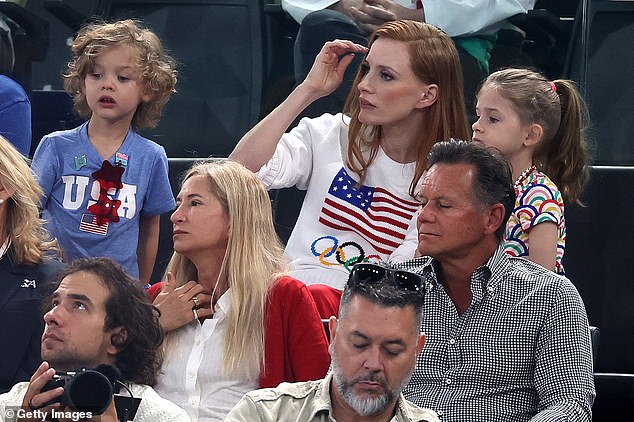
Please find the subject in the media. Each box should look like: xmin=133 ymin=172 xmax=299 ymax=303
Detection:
xmin=229 ymin=40 xmax=367 ymax=171
xmin=282 ymin=280 xmax=331 ymax=381
xmin=260 ymin=277 xmax=330 ymax=388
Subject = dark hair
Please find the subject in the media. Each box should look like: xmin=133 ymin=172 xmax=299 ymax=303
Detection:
xmin=46 ymin=258 xmax=163 ymax=385
xmin=339 ymin=264 xmax=424 ymax=330
xmin=427 ymin=140 xmax=516 ymax=242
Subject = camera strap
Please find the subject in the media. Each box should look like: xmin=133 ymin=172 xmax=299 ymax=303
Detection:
xmin=114 ymin=395 xmax=142 ymax=422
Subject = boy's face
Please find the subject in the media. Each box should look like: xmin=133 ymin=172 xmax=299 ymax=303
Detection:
xmin=84 ymin=45 xmax=150 ymax=127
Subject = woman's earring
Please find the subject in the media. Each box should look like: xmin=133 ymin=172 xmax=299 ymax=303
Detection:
xmin=0 ymin=198 xmax=4 ymax=205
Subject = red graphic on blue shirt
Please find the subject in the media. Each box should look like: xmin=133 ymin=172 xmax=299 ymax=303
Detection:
xmin=88 ymin=160 xmax=124 ymax=226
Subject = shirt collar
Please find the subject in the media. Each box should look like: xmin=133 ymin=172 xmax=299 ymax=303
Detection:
xmin=307 ymin=374 xmax=420 ymax=421
xmin=481 ymin=246 xmax=510 ymax=292
xmin=400 ymin=246 xmax=508 ymax=295
xmin=196 ymin=288 xmax=232 ymax=327
xmin=307 ymin=374 xmax=335 ymax=419
xmin=214 ymin=288 xmax=232 ymax=318
xmin=0 ymin=238 xmax=10 ymax=259
xmin=394 ymin=392 xmax=441 ymax=421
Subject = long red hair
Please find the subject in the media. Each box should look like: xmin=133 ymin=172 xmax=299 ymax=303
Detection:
xmin=344 ymin=20 xmax=470 ymax=197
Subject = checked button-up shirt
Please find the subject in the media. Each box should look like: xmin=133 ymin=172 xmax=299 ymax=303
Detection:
xmin=398 ymin=247 xmax=595 ymax=422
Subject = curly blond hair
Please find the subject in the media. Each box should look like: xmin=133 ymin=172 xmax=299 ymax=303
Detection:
xmin=0 ymin=136 xmax=58 ymax=264
xmin=64 ymin=19 xmax=178 ymax=129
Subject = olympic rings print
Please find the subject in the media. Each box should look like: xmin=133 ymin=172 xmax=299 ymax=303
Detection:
xmin=311 ymin=236 xmax=381 ymax=272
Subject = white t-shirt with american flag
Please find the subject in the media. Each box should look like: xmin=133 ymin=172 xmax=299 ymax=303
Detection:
xmin=258 ymin=113 xmax=420 ymax=289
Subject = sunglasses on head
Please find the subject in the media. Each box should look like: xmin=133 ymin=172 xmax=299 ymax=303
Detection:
xmin=348 ymin=263 xmax=424 ymax=293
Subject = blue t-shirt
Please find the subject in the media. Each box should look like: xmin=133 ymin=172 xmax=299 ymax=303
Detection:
xmin=32 ymin=122 xmax=175 ymax=278
xmin=0 ymin=75 xmax=31 ymax=156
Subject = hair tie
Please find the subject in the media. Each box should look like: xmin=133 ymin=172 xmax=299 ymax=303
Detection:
xmin=548 ymin=81 xmax=557 ymax=92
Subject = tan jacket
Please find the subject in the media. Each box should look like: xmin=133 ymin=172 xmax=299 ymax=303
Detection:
xmin=225 ymin=374 xmax=439 ymax=422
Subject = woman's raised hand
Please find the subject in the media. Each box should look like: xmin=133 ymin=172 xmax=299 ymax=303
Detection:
xmin=153 ymin=272 xmax=213 ymax=333
xmin=230 ymin=40 xmax=366 ymax=171
xmin=303 ymin=39 xmax=368 ymax=98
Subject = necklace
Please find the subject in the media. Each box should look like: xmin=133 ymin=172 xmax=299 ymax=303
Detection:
xmin=514 ymin=163 xmax=537 ymax=191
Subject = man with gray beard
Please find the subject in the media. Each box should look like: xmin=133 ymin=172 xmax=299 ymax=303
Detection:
xmin=225 ymin=263 xmax=439 ymax=422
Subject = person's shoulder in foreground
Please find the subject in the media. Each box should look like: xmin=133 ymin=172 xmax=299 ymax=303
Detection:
xmin=129 ymin=383 xmax=191 ymax=421
xmin=226 ymin=374 xmax=438 ymax=422
xmin=0 ymin=381 xmax=190 ymax=422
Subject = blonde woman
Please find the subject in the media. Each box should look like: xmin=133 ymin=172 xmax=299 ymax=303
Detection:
xmin=147 ymin=160 xmax=330 ymax=421
xmin=0 ymin=135 xmax=62 ymax=393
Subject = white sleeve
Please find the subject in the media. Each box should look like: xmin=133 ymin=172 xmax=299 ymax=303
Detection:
xmin=0 ymin=383 xmax=28 ymax=422
xmin=281 ymin=0 xmax=339 ymax=24
xmin=257 ymin=114 xmax=345 ymax=191
xmin=422 ymin=0 xmax=536 ymax=36
xmin=389 ymin=210 xmax=419 ymax=263
xmin=256 ymin=115 xmax=318 ymax=191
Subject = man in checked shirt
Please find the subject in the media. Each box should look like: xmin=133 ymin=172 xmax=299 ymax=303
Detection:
xmin=398 ymin=140 xmax=595 ymax=421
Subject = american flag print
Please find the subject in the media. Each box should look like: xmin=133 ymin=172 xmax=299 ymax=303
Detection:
xmin=79 ymin=213 xmax=109 ymax=236
xmin=319 ymin=168 xmax=420 ymax=255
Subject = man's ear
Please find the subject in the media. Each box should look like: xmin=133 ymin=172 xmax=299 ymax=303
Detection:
xmin=328 ymin=316 xmax=338 ymax=355
xmin=415 ymin=84 xmax=438 ymax=109
xmin=416 ymin=332 xmax=426 ymax=354
xmin=483 ymin=203 xmax=505 ymax=236
xmin=328 ymin=316 xmax=338 ymax=343
xmin=107 ymin=326 xmax=128 ymax=356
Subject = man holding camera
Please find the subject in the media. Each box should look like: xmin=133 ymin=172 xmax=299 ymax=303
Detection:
xmin=0 ymin=258 xmax=190 ymax=422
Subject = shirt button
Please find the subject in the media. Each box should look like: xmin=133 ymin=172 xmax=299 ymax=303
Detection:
xmin=445 ymin=378 xmax=452 ymax=385
xmin=195 ymin=339 xmax=202 ymax=346
xmin=437 ymin=410 xmax=444 ymax=416
xmin=487 ymin=286 xmax=495 ymax=293
xmin=449 ymin=338 xmax=456 ymax=345
xmin=187 ymin=372 xmax=195 ymax=379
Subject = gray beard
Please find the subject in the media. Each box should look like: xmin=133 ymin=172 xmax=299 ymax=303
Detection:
xmin=331 ymin=352 xmax=413 ymax=417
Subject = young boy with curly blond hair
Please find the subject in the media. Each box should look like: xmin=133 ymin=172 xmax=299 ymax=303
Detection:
xmin=32 ymin=19 xmax=178 ymax=284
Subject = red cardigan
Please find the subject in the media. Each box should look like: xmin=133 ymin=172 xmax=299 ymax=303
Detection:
xmin=147 ymin=275 xmax=330 ymax=388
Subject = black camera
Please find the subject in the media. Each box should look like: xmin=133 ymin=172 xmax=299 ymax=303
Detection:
xmin=41 ymin=366 xmax=118 ymax=415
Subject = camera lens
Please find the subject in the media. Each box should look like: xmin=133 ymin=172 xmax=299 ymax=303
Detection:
xmin=67 ymin=370 xmax=113 ymax=414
